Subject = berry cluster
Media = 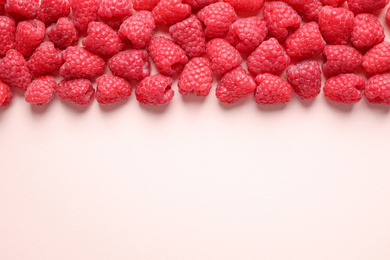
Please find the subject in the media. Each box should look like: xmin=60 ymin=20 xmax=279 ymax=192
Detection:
xmin=1 ymin=0 xmax=390 ymax=108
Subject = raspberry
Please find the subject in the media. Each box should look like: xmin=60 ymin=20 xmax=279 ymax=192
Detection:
xmin=0 ymin=80 xmax=12 ymax=107
xmin=57 ymin=78 xmax=95 ymax=106
xmin=351 ymin=14 xmax=385 ymax=50
xmin=185 ymin=0 xmax=218 ymax=9
xmin=95 ymin=75 xmax=132 ymax=105
xmin=5 ymin=0 xmax=39 ymax=19
xmin=347 ymin=0 xmax=389 ymax=14
xmin=364 ymin=73 xmax=390 ymax=105
xmin=286 ymin=60 xmax=321 ymax=100
xmin=285 ymin=22 xmax=326 ymax=59
xmin=324 ymin=74 xmax=365 ymax=103
xmin=82 ymin=22 xmax=123 ymax=56
xmin=147 ymin=36 xmax=188 ymax=76
xmin=37 ymin=0 xmax=71 ymax=24
xmin=226 ymin=17 xmax=268 ymax=53
xmin=319 ymin=0 xmax=344 ymax=7
xmin=206 ymin=38 xmax=242 ymax=76
xmin=135 ymin=75 xmax=174 ymax=106
xmin=15 ymin=19 xmax=45 ymax=57
xmin=322 ymin=45 xmax=362 ymax=77
xmin=119 ymin=11 xmax=155 ymax=49
xmin=60 ymin=46 xmax=105 ymax=79
xmin=25 ymin=76 xmax=56 ymax=106
xmin=46 ymin=17 xmax=79 ymax=49
xmin=197 ymin=2 xmax=237 ymax=38
xmin=178 ymin=57 xmax=212 ymax=96
xmin=247 ymin=38 xmax=290 ymax=76
xmin=0 ymin=49 xmax=32 ymax=90
xmin=98 ymin=0 xmax=132 ymax=29
xmin=362 ymin=41 xmax=390 ymax=74
xmin=0 ymin=16 xmax=16 ymax=56
xmin=133 ymin=0 xmax=160 ymax=11
xmin=152 ymin=0 xmax=191 ymax=27
xmin=255 ymin=73 xmax=293 ymax=105
xmin=318 ymin=6 xmax=354 ymax=45
xmin=222 ymin=0 xmax=265 ymax=11
xmin=108 ymin=50 xmax=151 ymax=81
xmin=169 ymin=15 xmax=206 ymax=58
xmin=263 ymin=1 xmax=301 ymax=42
xmin=72 ymin=0 xmax=100 ymax=32
xmin=290 ymin=0 xmax=323 ymax=22
xmin=27 ymin=41 xmax=64 ymax=77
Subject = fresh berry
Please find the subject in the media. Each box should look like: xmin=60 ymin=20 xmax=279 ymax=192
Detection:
xmin=133 ymin=0 xmax=160 ymax=11
xmin=0 ymin=16 xmax=16 ymax=56
xmin=362 ymin=41 xmax=390 ymax=74
xmin=255 ymin=73 xmax=293 ymax=105
xmin=347 ymin=0 xmax=389 ymax=14
xmin=5 ymin=0 xmax=39 ymax=19
xmin=135 ymin=75 xmax=174 ymax=106
xmin=351 ymin=14 xmax=385 ymax=50
xmin=25 ymin=76 xmax=56 ymax=106
xmin=319 ymin=0 xmax=344 ymax=7
xmin=46 ymin=17 xmax=79 ymax=49
xmin=27 ymin=41 xmax=64 ymax=76
xmin=98 ymin=0 xmax=132 ymax=29
xmin=147 ymin=36 xmax=188 ymax=76
xmin=206 ymin=38 xmax=242 ymax=76
xmin=178 ymin=57 xmax=212 ymax=96
xmin=108 ymin=50 xmax=151 ymax=81
xmin=324 ymin=74 xmax=365 ymax=103
xmin=290 ymin=0 xmax=323 ymax=22
xmin=226 ymin=17 xmax=268 ymax=53
xmin=286 ymin=60 xmax=321 ymax=100
xmin=322 ymin=45 xmax=362 ymax=76
xmin=37 ymin=0 xmax=71 ymax=24
xmin=57 ymin=78 xmax=95 ymax=106
xmin=15 ymin=19 xmax=45 ymax=57
xmin=0 ymin=49 xmax=32 ymax=90
xmin=152 ymin=0 xmax=191 ymax=27
xmin=72 ymin=0 xmax=100 ymax=32
xmin=197 ymin=2 xmax=237 ymax=38
xmin=222 ymin=0 xmax=264 ymax=11
xmin=364 ymin=73 xmax=390 ymax=105
xmin=95 ymin=75 xmax=132 ymax=105
xmin=0 ymin=80 xmax=12 ymax=107
xmin=119 ymin=11 xmax=155 ymax=49
xmin=247 ymin=38 xmax=290 ymax=76
xmin=185 ymin=0 xmax=218 ymax=9
xmin=82 ymin=22 xmax=123 ymax=56
xmin=60 ymin=46 xmax=105 ymax=79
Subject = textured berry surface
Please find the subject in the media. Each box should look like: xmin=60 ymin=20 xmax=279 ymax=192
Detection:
xmin=133 ymin=0 xmax=160 ymax=11
xmin=351 ymin=14 xmax=385 ymax=50
xmin=83 ymin=22 xmax=123 ymax=56
xmin=185 ymin=0 xmax=218 ymax=9
xmin=72 ymin=0 xmax=100 ymax=32
xmin=347 ymin=0 xmax=389 ymax=14
xmin=319 ymin=0 xmax=344 ymax=7
xmin=98 ymin=0 xmax=132 ymax=25
xmin=322 ymin=45 xmax=362 ymax=77
xmin=37 ymin=0 xmax=71 ymax=24
xmin=0 ymin=80 xmax=12 ymax=107
xmin=0 ymin=16 xmax=16 ymax=56
xmin=178 ymin=57 xmax=212 ymax=96
xmin=57 ymin=79 xmax=95 ymax=106
xmin=136 ymin=75 xmax=174 ymax=106
xmin=46 ymin=17 xmax=79 ymax=49
xmin=108 ymin=50 xmax=151 ymax=81
xmin=119 ymin=11 xmax=155 ymax=49
xmin=5 ymin=0 xmax=39 ymax=19
xmin=148 ymin=36 xmax=188 ymax=76
xmin=222 ymin=0 xmax=264 ymax=11
xmin=286 ymin=60 xmax=321 ymax=100
xmin=15 ymin=19 xmax=45 ymax=57
xmin=226 ymin=17 xmax=268 ymax=53
xmin=152 ymin=0 xmax=191 ymax=27
xmin=290 ymin=0 xmax=322 ymax=22
xmin=27 ymin=41 xmax=63 ymax=76
xmin=362 ymin=41 xmax=390 ymax=74
xmin=324 ymin=74 xmax=365 ymax=104
xmin=206 ymin=38 xmax=242 ymax=76
xmin=247 ymin=38 xmax=290 ymax=76
xmin=25 ymin=76 xmax=56 ymax=106
xmin=365 ymin=73 xmax=390 ymax=105
xmin=0 ymin=49 xmax=32 ymax=90
xmin=95 ymin=75 xmax=132 ymax=105
xmin=255 ymin=73 xmax=293 ymax=105
xmin=197 ymin=2 xmax=237 ymax=38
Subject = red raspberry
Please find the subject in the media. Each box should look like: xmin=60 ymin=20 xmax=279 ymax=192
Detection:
xmin=318 ymin=6 xmax=354 ymax=45
xmin=147 ymin=36 xmax=188 ymax=76
xmin=285 ymin=22 xmax=326 ymax=59
xmin=37 ymin=0 xmax=71 ymax=24
xmin=135 ymin=75 xmax=174 ymax=106
xmin=133 ymin=0 xmax=160 ymax=11
xmin=95 ymin=75 xmax=132 ymax=105
xmin=108 ymin=50 xmax=151 ymax=81
xmin=206 ymin=38 xmax=242 ymax=76
xmin=119 ymin=11 xmax=155 ymax=49
xmin=286 ymin=60 xmax=321 ymax=100
xmin=324 ymin=74 xmax=365 ymax=103
xmin=290 ymin=0 xmax=323 ymax=22
xmin=5 ymin=0 xmax=39 ymax=19
xmin=152 ymin=0 xmax=191 ymax=27
xmin=263 ymin=1 xmax=301 ymax=42
xmin=27 ymin=41 xmax=64 ymax=77
xmin=0 ymin=49 xmax=32 ymax=90
xmin=226 ymin=17 xmax=268 ymax=53
xmin=222 ymin=0 xmax=264 ymax=11
xmin=319 ymin=0 xmax=344 ymax=7
xmin=351 ymin=14 xmax=385 ymax=50
xmin=15 ymin=19 xmax=45 ymax=57
xmin=178 ymin=57 xmax=212 ymax=96
xmin=82 ymin=22 xmax=123 ymax=56
xmin=0 ymin=80 xmax=13 ymax=107
xmin=0 ymin=0 xmax=5 ymax=14
xmin=57 ymin=78 xmax=95 ymax=106
xmin=60 ymin=46 xmax=105 ymax=79
xmin=185 ymin=0 xmax=218 ymax=9
xmin=362 ymin=41 xmax=390 ymax=74
xmin=0 ymin=16 xmax=16 ymax=56
xmin=72 ymin=0 xmax=100 ymax=32
xmin=364 ymin=73 xmax=390 ymax=105
xmin=255 ymin=73 xmax=293 ymax=105
xmin=247 ymin=38 xmax=290 ymax=76
xmin=46 ymin=17 xmax=79 ymax=49
xmin=25 ymin=76 xmax=56 ymax=106
xmin=347 ymin=0 xmax=389 ymax=14
xmin=98 ymin=0 xmax=132 ymax=29
xmin=322 ymin=45 xmax=362 ymax=77
xmin=197 ymin=2 xmax=237 ymax=38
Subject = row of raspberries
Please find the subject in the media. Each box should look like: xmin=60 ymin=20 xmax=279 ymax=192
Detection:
xmin=1 ymin=0 xmax=390 ymax=108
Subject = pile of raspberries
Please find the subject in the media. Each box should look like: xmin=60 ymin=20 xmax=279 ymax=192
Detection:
xmin=1 ymin=0 xmax=390 ymax=107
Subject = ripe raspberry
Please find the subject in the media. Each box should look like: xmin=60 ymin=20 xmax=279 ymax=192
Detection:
xmin=222 ymin=0 xmax=264 ymax=11
xmin=226 ymin=17 xmax=268 ymax=53
xmin=57 ymin=78 xmax=95 ymax=106
xmin=318 ymin=6 xmax=354 ymax=45
xmin=95 ymin=75 xmax=132 ymax=105
xmin=206 ymin=38 xmax=242 ymax=76
xmin=185 ymin=0 xmax=218 ymax=9
xmin=286 ymin=60 xmax=321 ymax=100
xmin=147 ymin=36 xmax=188 ymax=76
xmin=72 ymin=0 xmax=100 ymax=32
xmin=322 ymin=45 xmax=362 ymax=77
xmin=60 ymin=46 xmax=105 ymax=79
xmin=98 ymin=0 xmax=132 ymax=29
xmin=135 ymin=75 xmax=174 ymax=106
xmin=0 ymin=49 xmax=32 ymax=90
xmin=119 ymin=11 xmax=155 ymax=49
xmin=37 ymin=0 xmax=71 ymax=24
xmin=108 ymin=50 xmax=151 ymax=81
xmin=5 ymin=0 xmax=39 ymax=19
xmin=152 ymin=0 xmax=191 ymax=27
xmin=255 ymin=73 xmax=293 ymax=105
xmin=290 ymin=0 xmax=323 ymax=22
xmin=347 ymin=0 xmax=389 ymax=14
xmin=364 ymin=73 xmax=390 ymax=105
xmin=82 ymin=22 xmax=123 ymax=56
xmin=27 ymin=41 xmax=64 ymax=77
xmin=15 ymin=19 xmax=45 ymax=57
xmin=285 ymin=22 xmax=326 ymax=59
xmin=324 ymin=74 xmax=365 ymax=103
xmin=351 ymin=14 xmax=385 ymax=50
xmin=0 ymin=80 xmax=12 ymax=107
xmin=169 ymin=15 xmax=206 ymax=58
xmin=319 ymin=0 xmax=344 ymax=7
xmin=362 ymin=41 xmax=390 ymax=74
xmin=263 ymin=1 xmax=301 ymax=42
xmin=25 ymin=76 xmax=56 ymax=106
xmin=46 ymin=17 xmax=79 ymax=49
xmin=0 ymin=16 xmax=16 ymax=56
xmin=247 ymin=38 xmax=290 ymax=76
xmin=197 ymin=2 xmax=237 ymax=38
xmin=133 ymin=0 xmax=160 ymax=11
xmin=178 ymin=57 xmax=212 ymax=96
